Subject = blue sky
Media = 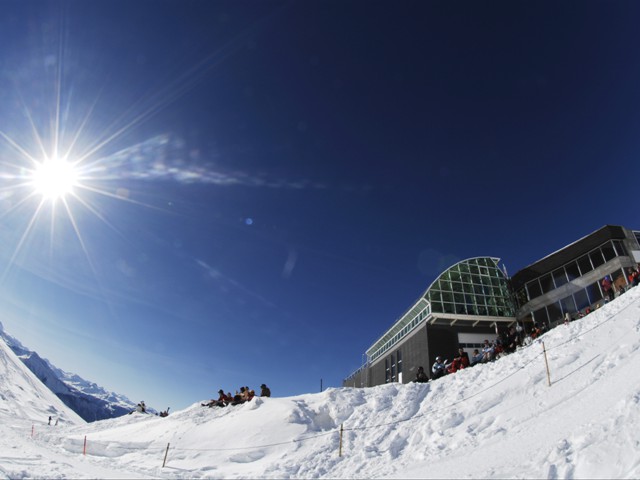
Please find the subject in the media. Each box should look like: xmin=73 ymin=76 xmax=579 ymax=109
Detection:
xmin=0 ymin=0 xmax=639 ymax=410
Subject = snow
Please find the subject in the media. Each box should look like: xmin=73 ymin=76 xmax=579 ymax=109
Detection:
xmin=2 ymin=287 xmax=640 ymax=479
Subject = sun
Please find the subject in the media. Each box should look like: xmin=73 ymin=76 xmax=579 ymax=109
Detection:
xmin=31 ymin=156 xmax=80 ymax=201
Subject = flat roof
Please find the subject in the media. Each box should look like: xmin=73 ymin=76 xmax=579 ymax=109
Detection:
xmin=510 ymin=225 xmax=627 ymax=290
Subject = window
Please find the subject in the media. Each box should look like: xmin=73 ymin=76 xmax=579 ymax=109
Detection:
xmin=573 ymin=289 xmax=590 ymax=310
xmin=540 ymin=274 xmax=555 ymax=294
xmin=586 ymin=282 xmax=603 ymax=305
xmin=385 ymin=359 xmax=390 ymax=383
xmin=527 ymin=280 xmax=542 ymax=300
xmin=515 ymin=288 xmax=528 ymax=306
xmin=397 ymin=350 xmax=402 ymax=375
xmin=613 ymin=240 xmax=627 ymax=257
xmin=601 ymin=242 xmax=616 ymax=262
xmin=390 ymin=354 xmax=396 ymax=382
xmin=547 ymin=302 xmax=562 ymax=323
xmin=590 ymin=250 xmax=605 ymax=268
xmin=565 ymin=261 xmax=580 ymax=281
xmin=533 ymin=306 xmax=549 ymax=325
xmin=553 ymin=267 xmax=568 ymax=287
xmin=577 ymin=255 xmax=593 ymax=276
xmin=560 ymin=295 xmax=576 ymax=315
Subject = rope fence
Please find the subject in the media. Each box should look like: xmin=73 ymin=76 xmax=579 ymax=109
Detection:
xmin=25 ymin=300 xmax=637 ymax=467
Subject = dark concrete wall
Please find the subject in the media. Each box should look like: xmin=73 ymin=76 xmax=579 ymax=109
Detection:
xmin=346 ymin=323 xmax=499 ymax=388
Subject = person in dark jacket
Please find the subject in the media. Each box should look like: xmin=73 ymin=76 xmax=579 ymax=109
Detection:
xmin=260 ymin=384 xmax=271 ymax=397
xmin=414 ymin=366 xmax=429 ymax=383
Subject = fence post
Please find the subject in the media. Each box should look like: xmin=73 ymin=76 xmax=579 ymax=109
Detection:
xmin=339 ymin=424 xmax=343 ymax=457
xmin=162 ymin=442 xmax=170 ymax=468
xmin=83 ymin=436 xmax=87 ymax=456
xmin=542 ymin=342 xmax=551 ymax=387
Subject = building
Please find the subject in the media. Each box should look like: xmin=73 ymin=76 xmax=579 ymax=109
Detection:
xmin=511 ymin=225 xmax=640 ymax=327
xmin=343 ymin=225 xmax=640 ymax=389
xmin=343 ymin=257 xmax=516 ymax=388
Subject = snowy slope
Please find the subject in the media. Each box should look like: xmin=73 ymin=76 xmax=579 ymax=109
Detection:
xmin=1 ymin=287 xmax=640 ymax=478
xmin=0 ymin=334 xmax=83 ymax=426
xmin=0 ymin=323 xmax=136 ymax=421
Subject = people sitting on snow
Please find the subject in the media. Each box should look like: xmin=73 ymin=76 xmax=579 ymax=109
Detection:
xmin=457 ymin=348 xmax=470 ymax=368
xmin=201 ymin=384 xmax=264 ymax=408
xmin=136 ymin=401 xmax=146 ymax=413
xmin=481 ymin=339 xmax=495 ymax=363
xmin=505 ymin=326 xmax=520 ymax=353
xmin=414 ymin=366 xmax=429 ymax=383
xmin=202 ymin=389 xmax=232 ymax=408
xmin=229 ymin=386 xmax=254 ymax=405
xmin=470 ymin=348 xmax=484 ymax=365
xmin=447 ymin=354 xmax=464 ymax=374
xmin=159 ymin=408 xmax=170 ymax=417
xmin=431 ymin=356 xmax=447 ymax=379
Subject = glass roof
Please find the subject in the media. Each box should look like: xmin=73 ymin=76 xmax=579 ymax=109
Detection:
xmin=423 ymin=257 xmax=514 ymax=317
xmin=365 ymin=257 xmax=515 ymax=363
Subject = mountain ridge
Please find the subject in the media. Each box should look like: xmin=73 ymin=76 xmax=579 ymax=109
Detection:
xmin=0 ymin=321 xmax=137 ymax=422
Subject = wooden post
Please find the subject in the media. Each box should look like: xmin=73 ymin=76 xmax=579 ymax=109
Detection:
xmin=542 ymin=342 xmax=551 ymax=387
xmin=339 ymin=424 xmax=343 ymax=457
xmin=162 ymin=442 xmax=170 ymax=468
xmin=83 ymin=436 xmax=87 ymax=456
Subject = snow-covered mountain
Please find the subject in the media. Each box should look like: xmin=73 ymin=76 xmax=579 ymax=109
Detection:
xmin=0 ymin=329 xmax=83 ymax=426
xmin=0 ymin=322 xmax=137 ymax=422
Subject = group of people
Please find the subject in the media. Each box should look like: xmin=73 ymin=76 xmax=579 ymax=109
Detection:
xmin=601 ymin=268 xmax=639 ymax=303
xmin=129 ymin=401 xmax=147 ymax=415
xmin=202 ymin=384 xmax=271 ymax=408
xmin=423 ymin=336 xmax=520 ymax=382
xmin=414 ymin=347 xmax=474 ymax=382
xmin=419 ymin=267 xmax=640 ymax=383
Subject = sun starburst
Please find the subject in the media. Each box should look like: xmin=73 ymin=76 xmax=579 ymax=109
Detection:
xmin=30 ymin=156 xmax=80 ymax=202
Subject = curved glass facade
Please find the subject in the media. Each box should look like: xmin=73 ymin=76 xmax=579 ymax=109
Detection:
xmin=366 ymin=257 xmax=514 ymax=363
xmin=424 ymin=257 xmax=515 ymax=317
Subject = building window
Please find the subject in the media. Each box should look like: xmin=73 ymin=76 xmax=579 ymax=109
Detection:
xmin=533 ymin=306 xmax=549 ymax=325
xmin=586 ymin=282 xmax=603 ymax=305
xmin=540 ymin=274 xmax=555 ymax=294
xmin=547 ymin=301 xmax=562 ymax=324
xmin=577 ymin=254 xmax=593 ymax=276
xmin=385 ymin=358 xmax=390 ymax=383
xmin=527 ymin=279 xmax=542 ymax=300
xmin=573 ymin=289 xmax=590 ymax=311
xmin=553 ymin=267 xmax=568 ymax=287
xmin=601 ymin=241 xmax=616 ymax=262
xmin=613 ymin=240 xmax=628 ymax=257
xmin=590 ymin=250 xmax=605 ymax=268
xmin=565 ymin=261 xmax=580 ymax=281
xmin=390 ymin=354 xmax=396 ymax=382
xmin=560 ymin=295 xmax=576 ymax=315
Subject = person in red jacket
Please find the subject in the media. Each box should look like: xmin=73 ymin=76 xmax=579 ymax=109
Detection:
xmin=458 ymin=348 xmax=470 ymax=368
